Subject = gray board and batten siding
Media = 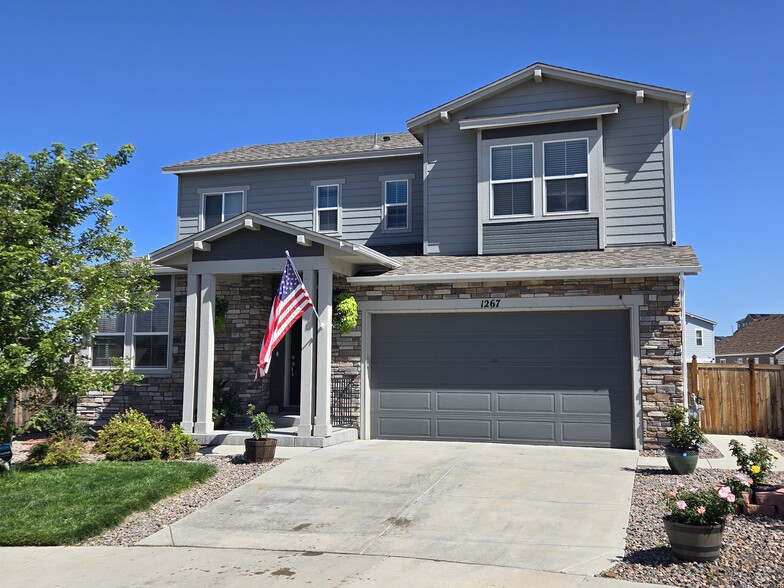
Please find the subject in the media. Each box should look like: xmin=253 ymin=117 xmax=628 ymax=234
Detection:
xmin=177 ymin=156 xmax=423 ymax=249
xmin=422 ymin=76 xmax=672 ymax=255
xmin=370 ymin=310 xmax=634 ymax=448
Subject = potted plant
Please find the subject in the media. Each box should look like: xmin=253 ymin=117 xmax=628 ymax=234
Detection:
xmin=244 ymin=403 xmax=277 ymax=462
xmin=212 ymin=376 xmax=237 ymax=430
xmin=663 ymin=484 xmax=738 ymax=561
xmin=664 ymin=404 xmax=706 ymax=474
xmin=728 ymin=440 xmax=782 ymax=512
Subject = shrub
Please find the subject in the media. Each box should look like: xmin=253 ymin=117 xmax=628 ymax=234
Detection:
xmin=93 ymin=409 xmax=164 ymax=461
xmin=666 ymin=405 xmax=706 ymax=449
xmin=246 ymin=404 xmax=275 ymax=439
xmin=28 ymin=404 xmax=83 ymax=440
xmin=27 ymin=437 xmax=86 ymax=466
xmin=334 ymin=292 xmax=358 ymax=334
xmin=728 ymin=440 xmax=779 ymax=485
xmin=664 ymin=484 xmax=738 ymax=526
xmin=162 ymin=424 xmax=198 ymax=460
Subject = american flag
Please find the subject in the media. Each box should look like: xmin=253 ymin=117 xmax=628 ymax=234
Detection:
xmin=255 ymin=256 xmax=315 ymax=379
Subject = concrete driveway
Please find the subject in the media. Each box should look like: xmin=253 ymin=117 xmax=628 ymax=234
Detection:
xmin=142 ymin=440 xmax=638 ymax=577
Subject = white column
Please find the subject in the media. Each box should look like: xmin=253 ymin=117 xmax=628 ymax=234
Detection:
xmin=313 ymin=267 xmax=333 ymax=437
xmin=180 ymin=272 xmax=200 ymax=433
xmin=297 ymin=270 xmax=316 ymax=437
xmin=194 ymin=273 xmax=215 ymax=435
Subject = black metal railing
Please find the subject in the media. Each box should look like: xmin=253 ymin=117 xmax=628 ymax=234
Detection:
xmin=331 ymin=374 xmax=359 ymax=428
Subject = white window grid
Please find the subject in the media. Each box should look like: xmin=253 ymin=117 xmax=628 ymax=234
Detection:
xmin=542 ymin=138 xmax=590 ymax=216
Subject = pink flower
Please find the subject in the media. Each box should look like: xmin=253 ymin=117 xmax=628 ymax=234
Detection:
xmin=677 ymin=482 xmax=685 ymax=488
xmin=726 ymin=493 xmax=736 ymax=503
xmin=718 ymin=486 xmax=731 ymax=499
xmin=667 ymin=490 xmax=676 ymax=497
xmin=697 ymin=506 xmax=706 ymax=514
xmin=726 ymin=514 xmax=734 ymax=522
xmin=676 ymin=500 xmax=687 ymax=510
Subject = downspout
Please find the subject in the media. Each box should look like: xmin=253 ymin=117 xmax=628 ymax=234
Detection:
xmin=666 ymin=97 xmax=692 ymax=245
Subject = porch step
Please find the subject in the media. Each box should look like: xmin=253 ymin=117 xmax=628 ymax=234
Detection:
xmin=191 ymin=426 xmax=357 ymax=448
xmin=271 ymin=414 xmax=300 ymax=428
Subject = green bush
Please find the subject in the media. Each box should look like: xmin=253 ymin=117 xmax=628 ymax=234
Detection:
xmin=162 ymin=424 xmax=198 ymax=460
xmin=27 ymin=437 xmax=86 ymax=466
xmin=246 ymin=404 xmax=275 ymax=439
xmin=729 ymin=439 xmax=779 ymax=485
xmin=28 ymin=404 xmax=83 ymax=440
xmin=93 ymin=409 xmax=165 ymax=461
xmin=666 ymin=405 xmax=706 ymax=449
xmin=334 ymin=292 xmax=358 ymax=334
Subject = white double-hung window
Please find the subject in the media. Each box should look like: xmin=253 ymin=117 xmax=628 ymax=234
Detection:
xmin=544 ymin=139 xmax=589 ymax=214
xmin=312 ymin=179 xmax=344 ymax=234
xmin=490 ymin=143 xmax=533 ymax=217
xmin=200 ymin=188 xmax=246 ymax=230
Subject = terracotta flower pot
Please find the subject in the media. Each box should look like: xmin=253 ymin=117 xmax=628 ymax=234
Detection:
xmin=663 ymin=517 xmax=724 ymax=562
xmin=245 ymin=438 xmax=277 ymax=463
xmin=664 ymin=446 xmax=699 ymax=475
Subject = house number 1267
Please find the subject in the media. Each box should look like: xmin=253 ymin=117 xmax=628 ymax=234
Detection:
xmin=480 ymin=299 xmax=501 ymax=308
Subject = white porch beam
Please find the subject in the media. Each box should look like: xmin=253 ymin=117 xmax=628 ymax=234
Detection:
xmin=313 ymin=267 xmax=333 ymax=437
xmin=189 ymin=257 xmax=328 ymax=275
xmin=194 ymin=273 xmax=216 ymax=434
xmin=297 ymin=270 xmax=316 ymax=437
xmin=180 ymin=272 xmax=200 ymax=433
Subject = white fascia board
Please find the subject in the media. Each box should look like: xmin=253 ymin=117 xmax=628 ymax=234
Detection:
xmin=458 ymin=103 xmax=619 ymax=130
xmin=347 ymin=265 xmax=702 ymax=285
xmin=162 ymin=148 xmax=423 ymax=175
xmin=773 ymin=344 xmax=784 ymax=355
xmin=685 ymin=312 xmax=718 ymax=325
xmin=715 ymin=352 xmax=774 ymax=358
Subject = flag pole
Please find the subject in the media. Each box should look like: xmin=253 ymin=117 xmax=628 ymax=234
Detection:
xmin=285 ymin=250 xmax=323 ymax=330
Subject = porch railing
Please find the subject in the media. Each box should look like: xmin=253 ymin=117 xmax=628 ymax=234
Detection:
xmin=331 ymin=374 xmax=359 ymax=428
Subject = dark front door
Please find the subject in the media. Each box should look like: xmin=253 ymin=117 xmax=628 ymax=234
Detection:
xmin=268 ymin=317 xmax=302 ymax=409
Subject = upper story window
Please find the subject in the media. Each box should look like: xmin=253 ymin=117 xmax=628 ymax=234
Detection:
xmin=695 ymin=329 xmax=704 ymax=346
xmin=491 ymin=144 xmax=533 ymax=217
xmin=380 ymin=173 xmax=414 ymax=232
xmin=312 ymin=179 xmax=344 ymax=234
xmin=201 ymin=189 xmax=246 ymax=230
xmin=544 ymin=139 xmax=588 ymax=214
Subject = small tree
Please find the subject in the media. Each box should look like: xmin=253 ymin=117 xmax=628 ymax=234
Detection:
xmin=0 ymin=143 xmax=157 ymax=425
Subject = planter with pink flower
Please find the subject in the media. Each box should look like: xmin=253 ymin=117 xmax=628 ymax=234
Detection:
xmin=728 ymin=440 xmax=783 ymax=514
xmin=663 ymin=483 xmax=738 ymax=561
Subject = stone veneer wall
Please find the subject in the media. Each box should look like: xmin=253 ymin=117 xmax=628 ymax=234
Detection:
xmin=334 ymin=275 xmax=683 ymax=449
xmin=79 ymin=276 xmax=187 ymax=426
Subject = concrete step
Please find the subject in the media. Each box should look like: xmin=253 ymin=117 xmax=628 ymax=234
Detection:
xmin=192 ymin=426 xmax=358 ymax=448
xmin=271 ymin=413 xmax=300 ymax=428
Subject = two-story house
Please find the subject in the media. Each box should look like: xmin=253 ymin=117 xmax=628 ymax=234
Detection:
xmin=80 ymin=64 xmax=701 ymax=449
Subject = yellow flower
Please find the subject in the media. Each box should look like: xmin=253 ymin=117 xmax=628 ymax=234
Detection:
xmin=751 ymin=464 xmax=761 ymax=474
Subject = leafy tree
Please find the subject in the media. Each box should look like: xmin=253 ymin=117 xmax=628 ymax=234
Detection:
xmin=0 ymin=143 xmax=157 ymax=428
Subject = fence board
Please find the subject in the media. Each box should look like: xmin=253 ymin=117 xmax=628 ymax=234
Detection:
xmin=692 ymin=357 xmax=784 ymax=437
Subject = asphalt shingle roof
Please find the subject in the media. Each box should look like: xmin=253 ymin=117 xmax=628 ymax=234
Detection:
xmin=716 ymin=315 xmax=784 ymax=355
xmin=368 ymin=245 xmax=700 ymax=277
xmin=164 ymin=132 xmax=422 ymax=171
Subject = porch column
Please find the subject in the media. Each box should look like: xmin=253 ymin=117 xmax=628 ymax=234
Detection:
xmin=313 ymin=267 xmax=333 ymax=437
xmin=180 ymin=271 xmax=200 ymax=433
xmin=297 ymin=270 xmax=316 ymax=437
xmin=194 ymin=273 xmax=215 ymax=435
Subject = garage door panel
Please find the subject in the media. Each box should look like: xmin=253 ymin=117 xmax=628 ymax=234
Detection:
xmin=497 ymin=392 xmax=555 ymax=413
xmin=378 ymin=417 xmax=431 ymax=438
xmin=436 ymin=391 xmax=492 ymax=412
xmin=370 ymin=310 xmax=634 ymax=448
xmin=497 ymin=420 xmax=557 ymax=443
xmin=437 ymin=419 xmax=492 ymax=440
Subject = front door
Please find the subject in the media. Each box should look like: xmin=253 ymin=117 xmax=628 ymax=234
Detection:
xmin=269 ymin=318 xmax=302 ymax=410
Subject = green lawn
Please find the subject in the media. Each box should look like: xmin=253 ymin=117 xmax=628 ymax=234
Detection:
xmin=0 ymin=460 xmax=216 ymax=545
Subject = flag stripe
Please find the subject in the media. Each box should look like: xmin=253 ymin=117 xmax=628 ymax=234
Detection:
xmin=255 ymin=257 xmax=316 ymax=379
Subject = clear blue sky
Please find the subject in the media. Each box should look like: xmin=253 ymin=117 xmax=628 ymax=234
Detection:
xmin=2 ymin=1 xmax=782 ymax=335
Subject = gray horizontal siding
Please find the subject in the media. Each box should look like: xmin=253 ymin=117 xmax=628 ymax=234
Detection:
xmin=483 ymin=218 xmax=599 ymax=254
xmin=177 ymin=156 xmax=423 ymax=249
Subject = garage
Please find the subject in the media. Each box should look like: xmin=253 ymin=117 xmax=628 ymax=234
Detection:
xmin=369 ymin=309 xmax=634 ymax=448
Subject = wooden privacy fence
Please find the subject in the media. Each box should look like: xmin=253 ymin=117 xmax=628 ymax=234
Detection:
xmin=690 ymin=356 xmax=784 ymax=437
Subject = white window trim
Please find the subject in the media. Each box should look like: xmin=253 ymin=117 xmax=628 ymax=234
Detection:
xmin=197 ymin=186 xmax=249 ymax=231
xmin=380 ymin=174 xmax=414 ymax=232
xmin=542 ymin=137 xmax=591 ymax=216
xmin=489 ymin=142 xmax=535 ymax=220
xmin=695 ymin=329 xmax=704 ymax=346
xmin=312 ymin=179 xmax=344 ymax=235
xmin=89 ymin=293 xmax=173 ymax=374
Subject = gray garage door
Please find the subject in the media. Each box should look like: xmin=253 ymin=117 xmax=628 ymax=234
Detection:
xmin=370 ymin=310 xmax=634 ymax=448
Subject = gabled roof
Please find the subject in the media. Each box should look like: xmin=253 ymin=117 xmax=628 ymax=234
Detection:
xmin=407 ymin=63 xmax=692 ymax=132
xmin=149 ymin=212 xmax=401 ymax=269
xmin=716 ymin=314 xmax=784 ymax=356
xmin=162 ymin=132 xmax=422 ymax=174
xmin=685 ymin=312 xmax=717 ymax=326
xmin=348 ymin=245 xmax=701 ymax=285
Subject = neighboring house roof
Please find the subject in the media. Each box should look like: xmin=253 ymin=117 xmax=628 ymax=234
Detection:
xmin=716 ymin=314 xmax=784 ymax=356
xmin=685 ymin=312 xmax=717 ymax=325
xmin=348 ymin=245 xmax=700 ymax=284
xmin=163 ymin=132 xmax=423 ymax=174
xmin=406 ymin=63 xmax=692 ymax=133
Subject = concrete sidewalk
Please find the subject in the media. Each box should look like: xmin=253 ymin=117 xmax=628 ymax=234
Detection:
xmin=637 ymin=434 xmax=784 ymax=471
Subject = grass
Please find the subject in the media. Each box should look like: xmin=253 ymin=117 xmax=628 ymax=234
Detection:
xmin=0 ymin=460 xmax=216 ymax=545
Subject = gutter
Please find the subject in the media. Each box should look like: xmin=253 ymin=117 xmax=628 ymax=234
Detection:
xmin=347 ymin=264 xmax=702 ymax=285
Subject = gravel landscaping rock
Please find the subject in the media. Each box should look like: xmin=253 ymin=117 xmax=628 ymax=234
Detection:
xmin=605 ymin=467 xmax=784 ymax=588
xmin=640 ymin=439 xmax=723 ymax=460
xmin=755 ymin=437 xmax=784 ymax=456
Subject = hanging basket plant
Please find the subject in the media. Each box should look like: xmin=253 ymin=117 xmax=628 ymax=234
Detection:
xmin=333 ymin=292 xmax=358 ymax=335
